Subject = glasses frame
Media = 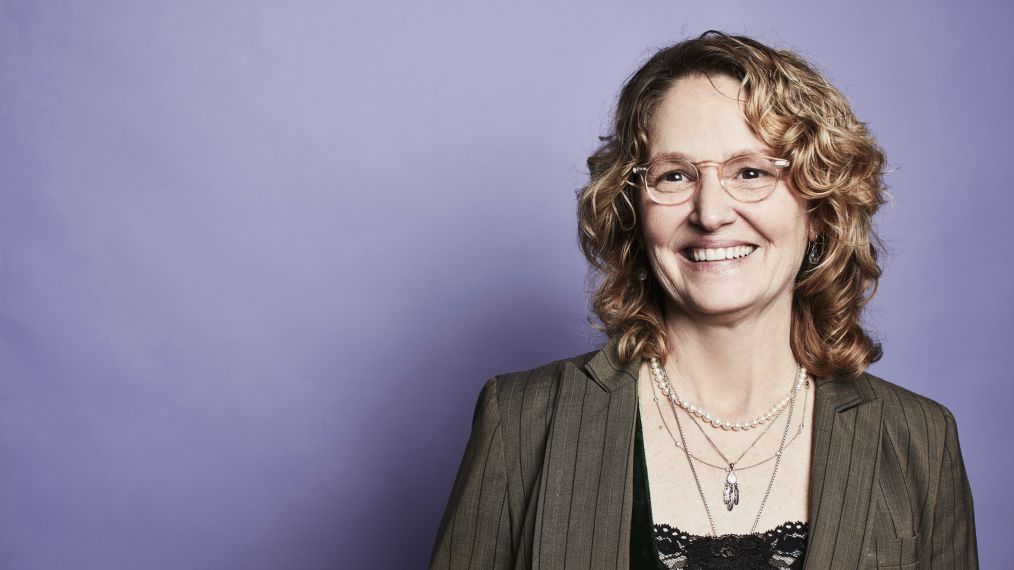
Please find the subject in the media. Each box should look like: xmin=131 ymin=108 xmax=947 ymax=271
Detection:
xmin=630 ymin=153 xmax=791 ymax=205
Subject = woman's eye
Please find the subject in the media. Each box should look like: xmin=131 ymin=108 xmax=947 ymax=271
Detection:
xmin=736 ymin=168 xmax=771 ymax=180
xmin=659 ymin=170 xmax=693 ymax=183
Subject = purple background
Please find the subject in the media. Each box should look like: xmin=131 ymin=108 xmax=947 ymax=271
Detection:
xmin=1 ymin=1 xmax=1010 ymax=568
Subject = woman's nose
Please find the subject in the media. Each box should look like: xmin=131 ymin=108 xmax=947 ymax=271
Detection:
xmin=690 ymin=168 xmax=736 ymax=231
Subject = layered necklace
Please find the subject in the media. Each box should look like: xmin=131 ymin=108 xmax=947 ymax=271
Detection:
xmin=647 ymin=359 xmax=809 ymax=536
xmin=649 ymin=376 xmax=810 ymax=472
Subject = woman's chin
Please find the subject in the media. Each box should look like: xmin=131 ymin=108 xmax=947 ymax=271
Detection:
xmin=672 ymin=293 xmax=758 ymax=318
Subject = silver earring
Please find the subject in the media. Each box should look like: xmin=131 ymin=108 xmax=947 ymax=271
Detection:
xmin=638 ymin=268 xmax=648 ymax=281
xmin=807 ymin=240 xmax=821 ymax=265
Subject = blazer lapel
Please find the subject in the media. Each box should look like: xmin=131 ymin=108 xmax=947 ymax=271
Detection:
xmin=529 ymin=338 xmax=640 ymax=569
xmin=802 ymin=375 xmax=884 ymax=569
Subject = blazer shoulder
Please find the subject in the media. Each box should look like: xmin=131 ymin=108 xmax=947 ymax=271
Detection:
xmin=491 ymin=347 xmax=600 ymax=408
xmin=856 ymin=370 xmax=956 ymax=431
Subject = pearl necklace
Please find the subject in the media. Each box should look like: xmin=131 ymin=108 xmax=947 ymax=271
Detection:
xmin=649 ymin=375 xmax=810 ymax=471
xmin=648 ymin=357 xmax=806 ymax=431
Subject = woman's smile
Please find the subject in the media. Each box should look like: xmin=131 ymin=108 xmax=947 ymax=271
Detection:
xmin=677 ymin=244 xmax=759 ymax=272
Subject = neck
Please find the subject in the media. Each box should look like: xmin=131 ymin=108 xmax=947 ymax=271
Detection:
xmin=660 ymin=293 xmax=801 ymax=421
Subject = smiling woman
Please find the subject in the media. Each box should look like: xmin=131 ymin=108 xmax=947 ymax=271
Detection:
xmin=431 ymin=31 xmax=978 ymax=569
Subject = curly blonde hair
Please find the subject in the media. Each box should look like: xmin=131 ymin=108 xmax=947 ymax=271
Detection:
xmin=577 ymin=30 xmax=889 ymax=380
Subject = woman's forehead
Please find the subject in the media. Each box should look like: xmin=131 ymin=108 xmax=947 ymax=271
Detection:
xmin=649 ymin=77 xmax=767 ymax=161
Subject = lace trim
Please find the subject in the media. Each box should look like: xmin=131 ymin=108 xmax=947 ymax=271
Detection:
xmin=652 ymin=520 xmax=808 ymax=569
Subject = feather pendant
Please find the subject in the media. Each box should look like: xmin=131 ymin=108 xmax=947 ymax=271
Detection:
xmin=723 ymin=469 xmax=740 ymax=511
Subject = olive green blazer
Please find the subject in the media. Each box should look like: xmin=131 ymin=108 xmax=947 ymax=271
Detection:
xmin=430 ymin=337 xmax=978 ymax=569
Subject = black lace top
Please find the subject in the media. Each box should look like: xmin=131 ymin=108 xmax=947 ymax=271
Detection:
xmin=631 ymin=407 xmax=809 ymax=570
xmin=651 ymin=520 xmax=808 ymax=569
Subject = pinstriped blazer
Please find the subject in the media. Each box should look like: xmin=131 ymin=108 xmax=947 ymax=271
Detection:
xmin=430 ymin=337 xmax=978 ymax=569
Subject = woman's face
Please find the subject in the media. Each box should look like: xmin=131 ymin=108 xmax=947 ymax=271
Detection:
xmin=640 ymin=74 xmax=815 ymax=322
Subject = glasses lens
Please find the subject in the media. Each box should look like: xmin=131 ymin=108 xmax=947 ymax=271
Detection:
xmin=646 ymin=159 xmax=697 ymax=203
xmin=724 ymin=155 xmax=782 ymax=200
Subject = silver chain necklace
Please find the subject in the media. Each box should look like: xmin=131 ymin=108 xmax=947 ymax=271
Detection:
xmin=651 ymin=363 xmax=805 ymax=536
xmin=650 ymin=373 xmax=809 ymax=472
xmin=650 ymin=363 xmax=806 ymax=511
xmin=686 ymin=374 xmax=810 ymax=477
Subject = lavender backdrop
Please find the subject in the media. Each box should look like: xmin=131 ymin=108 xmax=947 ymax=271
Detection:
xmin=1 ymin=1 xmax=1010 ymax=568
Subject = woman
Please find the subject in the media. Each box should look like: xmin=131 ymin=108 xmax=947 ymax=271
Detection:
xmin=430 ymin=31 xmax=977 ymax=569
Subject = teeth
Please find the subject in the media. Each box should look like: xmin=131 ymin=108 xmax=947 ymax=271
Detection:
xmin=690 ymin=245 xmax=757 ymax=262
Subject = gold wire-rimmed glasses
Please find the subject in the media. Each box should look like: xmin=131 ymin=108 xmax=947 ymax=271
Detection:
xmin=630 ymin=154 xmax=791 ymax=205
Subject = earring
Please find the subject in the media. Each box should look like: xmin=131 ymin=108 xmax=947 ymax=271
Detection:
xmin=806 ymin=239 xmax=822 ymax=265
xmin=638 ymin=268 xmax=648 ymax=281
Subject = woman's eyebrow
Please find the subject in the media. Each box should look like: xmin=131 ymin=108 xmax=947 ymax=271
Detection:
xmin=649 ymin=148 xmax=774 ymax=161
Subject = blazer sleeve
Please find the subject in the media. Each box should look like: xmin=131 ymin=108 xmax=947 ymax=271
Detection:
xmin=430 ymin=377 xmax=514 ymax=569
xmin=927 ymin=406 xmax=979 ymax=568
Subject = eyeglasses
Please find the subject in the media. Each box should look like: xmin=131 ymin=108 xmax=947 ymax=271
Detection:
xmin=630 ymin=154 xmax=790 ymax=205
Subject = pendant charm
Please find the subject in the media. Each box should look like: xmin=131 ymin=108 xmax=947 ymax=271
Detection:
xmin=723 ymin=467 xmax=740 ymax=511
